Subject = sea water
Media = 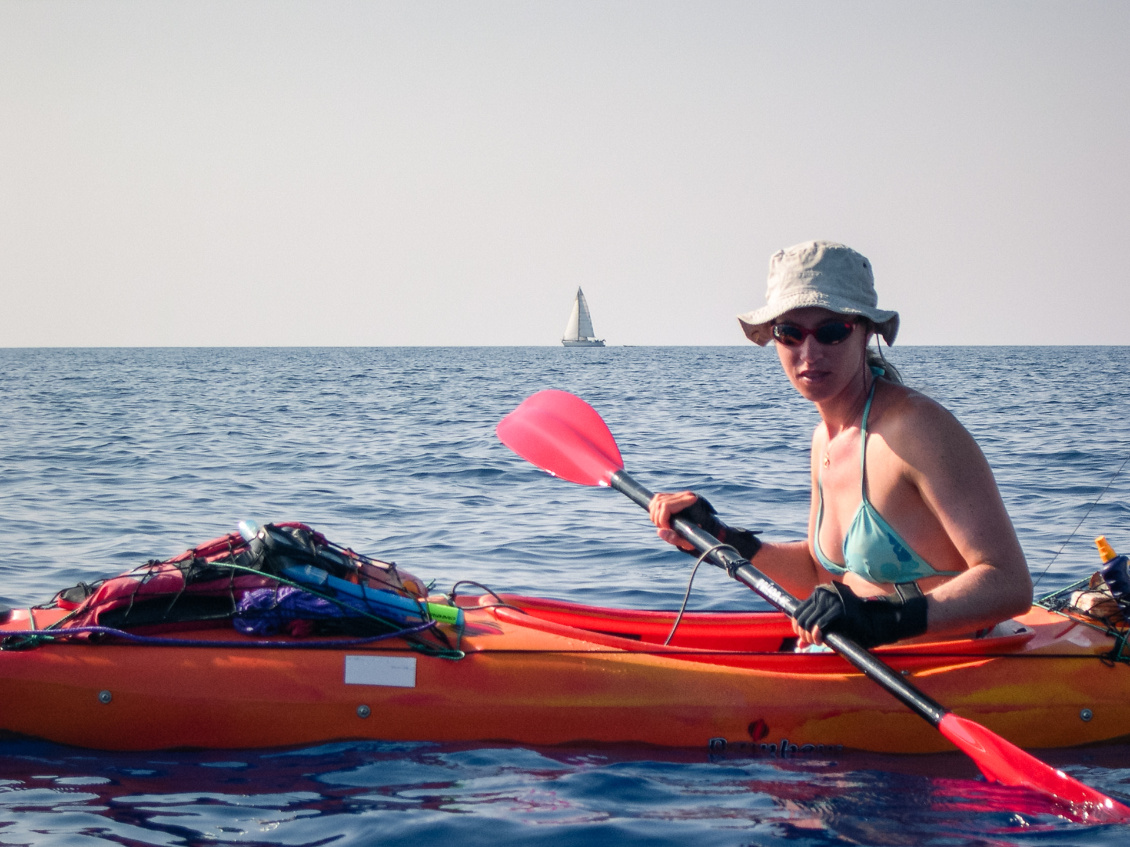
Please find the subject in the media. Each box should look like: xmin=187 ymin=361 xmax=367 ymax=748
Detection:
xmin=1 ymin=346 xmax=1129 ymax=846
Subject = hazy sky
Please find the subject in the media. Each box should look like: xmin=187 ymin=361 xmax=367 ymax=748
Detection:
xmin=3 ymin=1 xmax=1127 ymax=346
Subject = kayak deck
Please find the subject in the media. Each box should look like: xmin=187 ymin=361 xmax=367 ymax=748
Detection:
xmin=494 ymin=594 xmax=1041 ymax=664
xmin=0 ymin=596 xmax=1127 ymax=753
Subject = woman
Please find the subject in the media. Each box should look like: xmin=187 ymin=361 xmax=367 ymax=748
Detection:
xmin=649 ymin=241 xmax=1032 ymax=648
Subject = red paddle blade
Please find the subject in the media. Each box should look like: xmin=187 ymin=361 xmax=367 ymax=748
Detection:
xmin=496 ymin=390 xmax=624 ymax=486
xmin=939 ymin=713 xmax=1130 ymax=822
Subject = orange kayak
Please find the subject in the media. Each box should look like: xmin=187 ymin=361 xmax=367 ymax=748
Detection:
xmin=1 ymin=591 xmax=1127 ymax=753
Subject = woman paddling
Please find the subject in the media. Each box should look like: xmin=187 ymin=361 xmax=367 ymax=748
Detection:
xmin=649 ymin=241 xmax=1033 ymax=648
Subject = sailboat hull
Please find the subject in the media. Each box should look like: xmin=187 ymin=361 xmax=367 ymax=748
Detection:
xmin=561 ymin=339 xmax=605 ymax=347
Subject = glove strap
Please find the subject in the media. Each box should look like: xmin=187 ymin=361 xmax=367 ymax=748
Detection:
xmin=889 ymin=582 xmax=928 ymax=641
xmin=673 ymin=497 xmax=762 ymax=560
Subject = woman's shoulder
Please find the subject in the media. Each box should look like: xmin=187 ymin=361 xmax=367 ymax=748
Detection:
xmin=875 ymin=380 xmax=953 ymax=422
xmin=873 ymin=381 xmax=985 ymax=464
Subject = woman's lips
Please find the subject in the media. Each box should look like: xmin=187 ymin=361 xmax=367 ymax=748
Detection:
xmin=797 ymin=368 xmax=829 ymax=384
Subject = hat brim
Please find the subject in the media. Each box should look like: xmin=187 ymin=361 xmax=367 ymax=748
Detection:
xmin=737 ymin=292 xmax=899 ymax=347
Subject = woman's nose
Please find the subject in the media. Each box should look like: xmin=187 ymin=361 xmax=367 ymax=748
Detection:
xmin=797 ymin=335 xmax=822 ymax=359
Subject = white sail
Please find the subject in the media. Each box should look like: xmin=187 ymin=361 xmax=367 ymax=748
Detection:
xmin=562 ymin=287 xmax=605 ymax=347
xmin=563 ymin=297 xmax=581 ymax=340
xmin=576 ymin=289 xmax=596 ymax=338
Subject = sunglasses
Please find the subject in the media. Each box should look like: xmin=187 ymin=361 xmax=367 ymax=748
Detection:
xmin=770 ymin=319 xmax=857 ymax=347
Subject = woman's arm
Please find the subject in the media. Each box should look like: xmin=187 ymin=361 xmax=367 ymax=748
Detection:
xmin=797 ymin=394 xmax=1033 ymax=647
xmin=648 ymin=491 xmax=823 ymax=599
xmin=894 ymin=397 xmax=1033 ymax=635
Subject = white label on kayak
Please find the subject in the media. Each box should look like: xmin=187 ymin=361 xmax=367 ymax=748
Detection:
xmin=344 ymin=656 xmax=417 ymax=688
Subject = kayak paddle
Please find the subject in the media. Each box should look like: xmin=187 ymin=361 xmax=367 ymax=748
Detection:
xmin=496 ymin=389 xmax=1130 ymax=823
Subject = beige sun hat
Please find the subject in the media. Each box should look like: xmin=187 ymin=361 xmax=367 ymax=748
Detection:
xmin=737 ymin=240 xmax=899 ymax=346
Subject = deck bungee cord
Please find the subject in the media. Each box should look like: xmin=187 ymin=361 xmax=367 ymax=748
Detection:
xmin=0 ymin=621 xmax=439 ymax=651
xmin=447 ymin=580 xmax=526 ymax=612
xmin=1039 ymin=573 xmax=1130 ymax=665
xmin=3 ymin=521 xmax=465 ymax=659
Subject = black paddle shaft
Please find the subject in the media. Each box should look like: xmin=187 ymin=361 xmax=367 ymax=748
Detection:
xmin=609 ymin=469 xmax=949 ymax=726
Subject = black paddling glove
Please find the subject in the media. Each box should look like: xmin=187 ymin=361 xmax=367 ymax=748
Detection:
xmin=671 ymin=496 xmax=762 ymax=561
xmin=794 ymin=582 xmax=928 ymax=648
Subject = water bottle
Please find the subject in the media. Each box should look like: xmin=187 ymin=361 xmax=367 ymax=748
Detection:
xmin=1096 ymin=536 xmax=1130 ymax=611
xmin=238 ymin=520 xmax=262 ymax=543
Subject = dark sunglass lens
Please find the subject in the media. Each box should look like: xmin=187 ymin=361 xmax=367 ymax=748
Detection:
xmin=772 ymin=324 xmax=804 ymax=346
xmin=815 ymin=321 xmax=854 ymax=344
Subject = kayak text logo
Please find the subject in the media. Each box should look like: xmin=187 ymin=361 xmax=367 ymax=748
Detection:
xmin=708 ymin=737 xmax=844 ymax=758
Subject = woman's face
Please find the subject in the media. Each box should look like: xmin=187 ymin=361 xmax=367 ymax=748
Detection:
xmin=771 ymin=307 xmax=870 ymax=404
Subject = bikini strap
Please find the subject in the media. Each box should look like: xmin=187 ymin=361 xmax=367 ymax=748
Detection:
xmin=858 ymin=378 xmax=879 ymax=485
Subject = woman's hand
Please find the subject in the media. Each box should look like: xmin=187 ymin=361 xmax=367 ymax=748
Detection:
xmin=648 ymin=491 xmax=700 ymax=552
xmin=792 ymin=582 xmax=928 ymax=648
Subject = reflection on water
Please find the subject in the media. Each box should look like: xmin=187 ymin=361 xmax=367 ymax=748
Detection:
xmin=1 ymin=739 xmax=1128 ymax=846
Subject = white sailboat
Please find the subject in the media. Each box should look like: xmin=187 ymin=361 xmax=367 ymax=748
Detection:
xmin=561 ymin=287 xmax=605 ymax=347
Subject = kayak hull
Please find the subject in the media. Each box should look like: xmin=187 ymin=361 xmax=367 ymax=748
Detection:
xmin=1 ymin=597 xmax=1127 ymax=753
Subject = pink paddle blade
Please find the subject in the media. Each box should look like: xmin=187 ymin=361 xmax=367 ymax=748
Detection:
xmin=939 ymin=713 xmax=1130 ymax=822
xmin=496 ymin=390 xmax=624 ymax=487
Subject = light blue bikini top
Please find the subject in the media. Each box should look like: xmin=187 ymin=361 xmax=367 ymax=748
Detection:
xmin=814 ymin=378 xmax=962 ymax=584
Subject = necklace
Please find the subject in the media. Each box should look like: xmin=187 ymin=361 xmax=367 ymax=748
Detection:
xmin=823 ymin=435 xmax=839 ymax=467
